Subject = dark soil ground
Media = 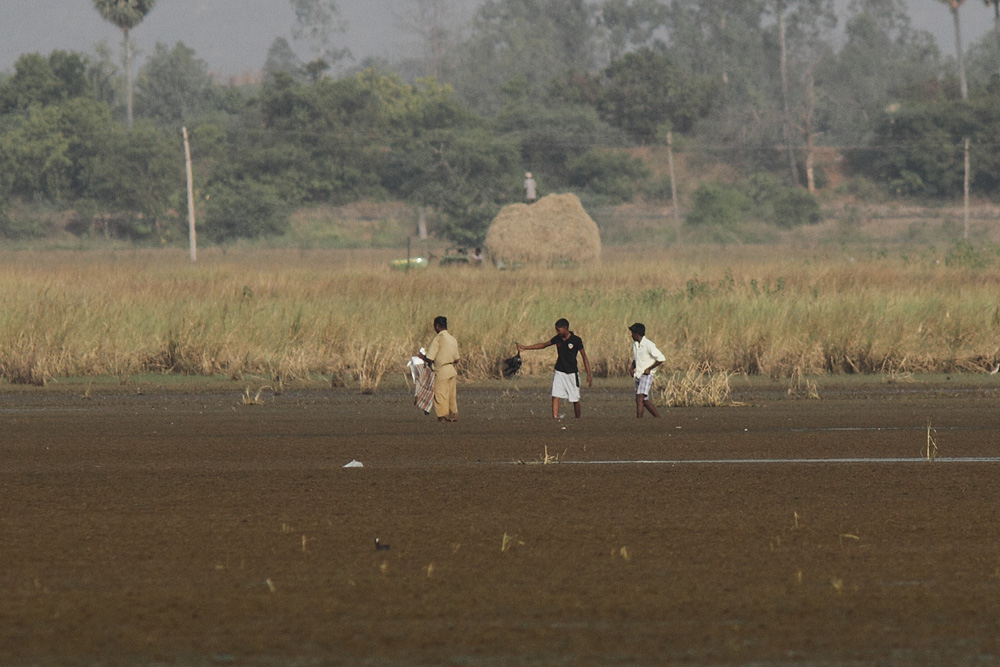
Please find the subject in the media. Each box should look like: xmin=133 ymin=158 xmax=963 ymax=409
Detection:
xmin=4 ymin=376 xmax=1000 ymax=666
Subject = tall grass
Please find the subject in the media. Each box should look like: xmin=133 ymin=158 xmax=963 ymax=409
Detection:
xmin=0 ymin=246 xmax=998 ymax=387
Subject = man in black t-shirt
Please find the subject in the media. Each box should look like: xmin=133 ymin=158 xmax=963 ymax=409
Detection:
xmin=518 ymin=318 xmax=593 ymax=418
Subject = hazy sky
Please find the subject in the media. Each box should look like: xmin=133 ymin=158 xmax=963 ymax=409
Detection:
xmin=0 ymin=1 xmax=992 ymax=78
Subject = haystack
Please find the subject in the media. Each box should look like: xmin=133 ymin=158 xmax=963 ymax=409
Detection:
xmin=485 ymin=193 xmax=601 ymax=266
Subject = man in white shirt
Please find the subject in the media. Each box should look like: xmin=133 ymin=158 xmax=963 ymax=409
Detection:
xmin=524 ymin=172 xmax=537 ymax=203
xmin=629 ymin=322 xmax=665 ymax=418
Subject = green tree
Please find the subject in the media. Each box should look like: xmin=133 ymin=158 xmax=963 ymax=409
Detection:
xmin=264 ymin=37 xmax=304 ymax=83
xmin=395 ymin=0 xmax=467 ymax=79
xmin=818 ymin=0 xmax=940 ymax=145
xmin=453 ymin=0 xmax=600 ymax=114
xmin=861 ymin=98 xmax=970 ymax=197
xmin=0 ymin=53 xmax=62 ymax=111
xmin=83 ymin=121 xmax=182 ymax=238
xmin=3 ymin=98 xmax=113 ymax=202
xmin=493 ymin=96 xmax=627 ymax=187
xmin=385 ymin=85 xmax=520 ymax=243
xmin=965 ymin=88 xmax=1000 ymax=193
xmin=597 ymin=48 xmax=717 ymax=143
xmin=740 ymin=172 xmax=822 ymax=226
xmin=685 ymin=182 xmax=750 ymax=228
xmin=767 ymin=0 xmax=836 ymax=184
xmin=597 ymin=0 xmax=668 ymax=62
xmin=662 ymin=1 xmax=778 ymax=163
xmin=203 ymin=179 xmax=291 ymax=242
xmin=87 ymin=41 xmax=122 ymax=111
xmin=256 ymin=71 xmax=389 ymax=203
xmin=92 ymin=0 xmax=157 ymax=128
xmin=134 ymin=42 xmax=213 ymax=125
xmin=399 ymin=125 xmax=519 ymax=244
xmin=0 ymin=51 xmax=92 ymax=111
xmin=567 ymin=148 xmax=651 ymax=202
xmin=290 ymin=0 xmax=350 ymax=71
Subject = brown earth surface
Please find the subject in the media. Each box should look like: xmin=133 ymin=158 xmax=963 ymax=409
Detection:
xmin=3 ymin=377 xmax=1000 ymax=666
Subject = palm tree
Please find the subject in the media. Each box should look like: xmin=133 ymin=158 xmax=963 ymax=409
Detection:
xmin=938 ymin=1 xmax=970 ymax=236
xmin=940 ymin=0 xmax=968 ymax=99
xmin=92 ymin=0 xmax=157 ymax=128
xmin=985 ymin=0 xmax=1000 ymax=77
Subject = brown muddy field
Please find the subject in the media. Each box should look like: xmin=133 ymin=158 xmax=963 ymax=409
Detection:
xmin=3 ymin=376 xmax=1000 ymax=666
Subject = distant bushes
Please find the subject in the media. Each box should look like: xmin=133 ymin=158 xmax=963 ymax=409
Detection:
xmin=568 ymin=149 xmax=651 ymax=203
xmin=686 ymin=174 xmax=822 ymax=229
xmin=203 ymin=181 xmax=290 ymax=242
xmin=685 ymin=183 xmax=749 ymax=228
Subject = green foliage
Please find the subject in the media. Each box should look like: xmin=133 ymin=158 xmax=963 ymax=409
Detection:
xmin=83 ymin=121 xmax=182 ymax=233
xmin=597 ymin=48 xmax=717 ymax=143
xmin=600 ymin=0 xmax=669 ymax=60
xmin=685 ymin=183 xmax=749 ymax=228
xmin=91 ymin=0 xmax=156 ymax=31
xmin=453 ymin=0 xmax=601 ymax=114
xmin=0 ymin=212 xmax=49 ymax=240
xmin=86 ymin=42 xmax=120 ymax=110
xmin=264 ymin=37 xmax=304 ymax=84
xmin=493 ymin=98 xmax=627 ymax=186
xmin=0 ymin=202 xmax=15 ymax=239
xmin=374 ymin=76 xmax=521 ymax=244
xmin=8 ymin=2 xmax=997 ymax=248
xmin=661 ymin=1 xmax=776 ymax=153
xmin=203 ymin=180 xmax=291 ymax=242
xmin=567 ymin=149 xmax=651 ymax=203
xmin=135 ymin=42 xmax=214 ymax=125
xmin=290 ymin=0 xmax=349 ymax=65
xmin=0 ymin=51 xmax=92 ymax=112
xmin=393 ymin=123 xmax=520 ymax=245
xmin=834 ymin=176 xmax=886 ymax=203
xmin=964 ymin=89 xmax=1000 ymax=194
xmin=740 ymin=173 xmax=822 ymax=227
xmin=944 ymin=240 xmax=990 ymax=269
xmin=3 ymin=98 xmax=114 ymax=202
xmin=771 ymin=187 xmax=822 ymax=228
xmin=860 ymin=97 xmax=974 ymax=197
xmin=818 ymin=0 xmax=942 ymax=146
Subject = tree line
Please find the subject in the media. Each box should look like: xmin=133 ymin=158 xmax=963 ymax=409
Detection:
xmin=2 ymin=0 xmax=1000 ymax=244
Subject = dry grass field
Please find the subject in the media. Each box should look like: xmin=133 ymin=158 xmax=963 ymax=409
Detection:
xmin=1 ymin=243 xmax=1000 ymax=389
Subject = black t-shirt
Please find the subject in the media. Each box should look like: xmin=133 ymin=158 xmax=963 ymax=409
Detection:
xmin=550 ymin=333 xmax=584 ymax=374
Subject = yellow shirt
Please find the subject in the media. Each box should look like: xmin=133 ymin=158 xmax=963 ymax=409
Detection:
xmin=427 ymin=330 xmax=459 ymax=380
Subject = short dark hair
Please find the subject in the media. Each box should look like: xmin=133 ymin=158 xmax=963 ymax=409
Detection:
xmin=555 ymin=318 xmax=569 ymax=329
xmin=434 ymin=315 xmax=448 ymax=329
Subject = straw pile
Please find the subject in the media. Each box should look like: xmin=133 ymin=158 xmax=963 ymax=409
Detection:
xmin=485 ymin=193 xmax=601 ymax=266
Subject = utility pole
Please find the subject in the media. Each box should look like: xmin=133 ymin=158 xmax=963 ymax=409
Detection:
xmin=666 ymin=129 xmax=681 ymax=243
xmin=182 ymin=127 xmax=197 ymax=263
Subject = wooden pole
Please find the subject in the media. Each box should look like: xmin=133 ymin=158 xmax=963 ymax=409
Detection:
xmin=964 ymin=136 xmax=970 ymax=240
xmin=777 ymin=5 xmax=799 ymax=185
xmin=182 ymin=126 xmax=197 ymax=263
xmin=666 ymin=130 xmax=681 ymax=243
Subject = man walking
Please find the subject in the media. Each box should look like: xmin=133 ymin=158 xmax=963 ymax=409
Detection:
xmin=518 ymin=318 xmax=592 ymax=418
xmin=629 ymin=322 xmax=664 ymax=418
xmin=420 ymin=316 xmax=460 ymax=422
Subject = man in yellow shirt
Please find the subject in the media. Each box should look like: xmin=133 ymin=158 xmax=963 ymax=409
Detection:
xmin=420 ymin=316 xmax=460 ymax=422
